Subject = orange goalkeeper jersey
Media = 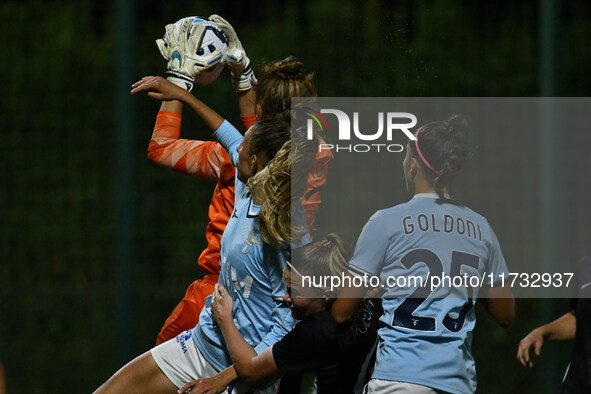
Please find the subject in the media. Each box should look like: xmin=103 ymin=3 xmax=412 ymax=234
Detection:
xmin=151 ymin=111 xmax=334 ymax=344
xmin=148 ymin=111 xmax=235 ymax=275
xmin=149 ymin=111 xmax=334 ymax=274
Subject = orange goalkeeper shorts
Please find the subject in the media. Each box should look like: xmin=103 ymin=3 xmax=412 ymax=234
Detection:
xmin=156 ymin=274 xmax=218 ymax=345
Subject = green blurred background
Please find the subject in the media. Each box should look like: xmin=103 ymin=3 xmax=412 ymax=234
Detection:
xmin=1 ymin=0 xmax=590 ymax=392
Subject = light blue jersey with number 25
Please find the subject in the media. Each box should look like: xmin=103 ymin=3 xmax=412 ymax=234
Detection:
xmin=348 ymin=194 xmax=509 ymax=394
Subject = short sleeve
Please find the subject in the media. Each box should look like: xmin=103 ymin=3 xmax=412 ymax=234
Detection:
xmin=348 ymin=211 xmax=391 ymax=277
xmin=213 ymin=120 xmax=243 ymax=166
xmin=570 ymin=298 xmax=578 ymax=314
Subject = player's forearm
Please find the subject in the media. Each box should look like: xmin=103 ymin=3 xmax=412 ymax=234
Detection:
xmin=159 ymin=99 xmax=183 ymax=115
xmin=218 ymin=317 xmax=258 ymax=379
xmin=148 ymin=110 xmax=227 ymax=177
xmin=237 ymin=89 xmax=256 ymax=117
xmin=480 ymin=286 xmax=515 ymax=328
xmin=148 ymin=111 xmax=182 ymax=164
xmin=178 ymin=365 xmax=239 ymax=394
xmin=540 ymin=312 xmax=576 ymax=341
xmin=215 ymin=366 xmax=239 ymax=388
xmin=178 ymin=89 xmax=225 ymax=132
xmin=489 ymin=297 xmax=515 ymax=328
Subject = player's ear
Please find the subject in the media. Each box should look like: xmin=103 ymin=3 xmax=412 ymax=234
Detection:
xmin=410 ymin=157 xmax=421 ymax=176
xmin=251 ymin=153 xmax=266 ymax=174
xmin=251 ymin=152 xmax=269 ymax=174
xmin=250 ymin=154 xmax=258 ymax=173
xmin=255 ymin=104 xmax=263 ymax=120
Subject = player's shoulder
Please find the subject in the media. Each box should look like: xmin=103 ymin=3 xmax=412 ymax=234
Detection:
xmin=372 ymin=199 xmax=416 ymax=220
xmin=448 ymin=203 xmax=499 ymax=242
xmin=304 ymin=310 xmax=340 ymax=339
xmin=280 ymin=311 xmax=337 ymax=352
xmin=360 ymin=201 xmax=416 ymax=237
xmin=453 ymin=203 xmax=489 ymax=222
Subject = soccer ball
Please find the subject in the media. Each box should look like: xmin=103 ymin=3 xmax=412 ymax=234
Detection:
xmin=188 ymin=17 xmax=229 ymax=86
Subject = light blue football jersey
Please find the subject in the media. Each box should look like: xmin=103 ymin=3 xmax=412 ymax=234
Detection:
xmin=192 ymin=121 xmax=301 ymax=372
xmin=348 ymin=194 xmax=509 ymax=394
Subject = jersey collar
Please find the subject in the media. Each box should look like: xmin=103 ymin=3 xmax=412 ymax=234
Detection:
xmin=247 ymin=198 xmax=260 ymax=218
xmin=412 ymin=193 xmax=451 ymax=199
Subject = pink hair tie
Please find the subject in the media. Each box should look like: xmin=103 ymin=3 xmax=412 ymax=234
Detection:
xmin=415 ymin=127 xmax=440 ymax=174
xmin=321 ymin=239 xmax=333 ymax=248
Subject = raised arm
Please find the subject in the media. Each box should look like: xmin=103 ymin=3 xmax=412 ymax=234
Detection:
xmin=237 ymin=89 xmax=256 ymax=119
xmin=133 ymin=76 xmax=241 ymax=179
xmin=146 ymin=109 xmax=231 ymax=179
xmin=208 ymin=14 xmax=257 ymax=120
xmin=138 ymin=16 xmax=245 ymax=179
xmin=211 ymin=14 xmax=258 ymax=138
xmin=210 ymin=284 xmax=281 ymax=385
xmin=132 ymin=76 xmax=224 ymax=132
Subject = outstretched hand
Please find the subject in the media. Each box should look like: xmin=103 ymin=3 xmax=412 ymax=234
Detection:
xmin=131 ymin=76 xmax=190 ymax=102
xmin=211 ymin=284 xmax=233 ymax=326
xmin=516 ymin=328 xmax=544 ymax=368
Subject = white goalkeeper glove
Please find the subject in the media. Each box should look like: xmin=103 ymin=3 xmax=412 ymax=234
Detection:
xmin=208 ymin=14 xmax=257 ymax=92
xmin=155 ymin=16 xmax=192 ymax=60
xmin=156 ymin=17 xmax=224 ymax=92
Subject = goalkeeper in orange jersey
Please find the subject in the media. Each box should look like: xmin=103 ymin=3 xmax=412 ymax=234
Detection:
xmin=147 ymin=15 xmax=333 ymax=345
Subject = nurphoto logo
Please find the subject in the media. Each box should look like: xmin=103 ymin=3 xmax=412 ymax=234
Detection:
xmin=305 ymin=109 xmax=418 ymax=153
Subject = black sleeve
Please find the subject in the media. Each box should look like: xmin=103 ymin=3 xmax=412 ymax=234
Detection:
xmin=272 ymin=317 xmax=333 ymax=377
xmin=570 ymin=298 xmax=578 ymax=315
xmin=571 ymin=255 xmax=591 ymax=315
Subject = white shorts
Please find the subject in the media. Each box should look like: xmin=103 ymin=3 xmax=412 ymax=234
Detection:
xmin=151 ymin=330 xmax=280 ymax=394
xmin=365 ymin=379 xmax=447 ymax=394
xmin=150 ymin=330 xmax=218 ymax=389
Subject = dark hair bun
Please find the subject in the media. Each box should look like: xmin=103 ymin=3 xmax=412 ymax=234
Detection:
xmin=447 ymin=114 xmax=468 ymax=137
xmin=444 ymin=114 xmax=469 ymax=175
xmin=269 ymin=56 xmax=305 ymax=79
xmin=255 ymin=56 xmax=316 ymax=120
